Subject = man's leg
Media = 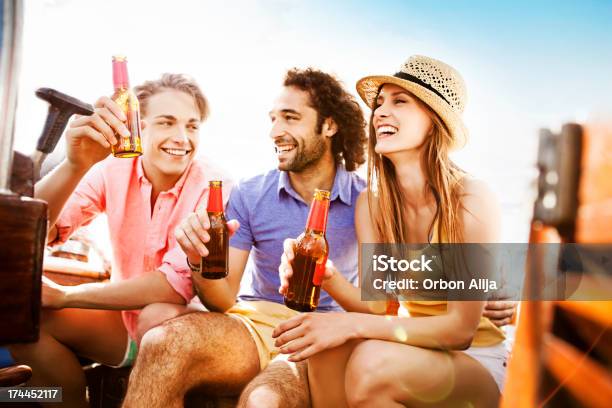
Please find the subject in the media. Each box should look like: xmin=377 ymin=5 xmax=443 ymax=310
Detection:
xmin=123 ymin=311 xmax=260 ymax=408
xmin=237 ymin=355 xmax=309 ymax=408
xmin=8 ymin=308 xmax=127 ymax=408
xmin=135 ymin=303 xmax=194 ymax=344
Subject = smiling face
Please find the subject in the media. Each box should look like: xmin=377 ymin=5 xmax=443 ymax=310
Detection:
xmin=372 ymin=84 xmax=433 ymax=156
xmin=268 ymin=86 xmax=329 ymax=172
xmin=140 ymin=89 xmax=201 ymax=184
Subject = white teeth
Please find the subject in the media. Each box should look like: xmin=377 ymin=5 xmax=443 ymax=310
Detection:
xmin=276 ymin=145 xmax=296 ymax=154
xmin=377 ymin=125 xmax=398 ymax=136
xmin=162 ymin=148 xmax=189 ymax=156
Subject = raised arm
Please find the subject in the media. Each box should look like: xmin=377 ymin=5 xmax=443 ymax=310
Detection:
xmin=35 ymin=96 xmax=130 ymax=240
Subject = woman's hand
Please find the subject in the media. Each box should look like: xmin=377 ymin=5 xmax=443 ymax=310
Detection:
xmin=278 ymin=238 xmax=337 ymax=296
xmin=483 ymin=300 xmax=517 ymax=327
xmin=272 ymin=312 xmax=360 ymax=362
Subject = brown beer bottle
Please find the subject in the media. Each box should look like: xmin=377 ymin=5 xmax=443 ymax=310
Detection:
xmin=111 ymin=55 xmax=143 ymax=158
xmin=284 ymin=189 xmax=331 ymax=312
xmin=201 ymin=181 xmax=229 ymax=279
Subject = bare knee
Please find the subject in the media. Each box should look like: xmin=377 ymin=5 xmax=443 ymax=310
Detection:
xmin=241 ymin=385 xmax=282 ymax=408
xmin=345 ymin=340 xmax=402 ymax=407
xmin=137 ymin=312 xmax=221 ymax=367
xmin=139 ymin=321 xmax=181 ymax=360
xmin=239 ymin=359 xmax=308 ymax=408
xmin=136 ymin=303 xmax=188 ymax=344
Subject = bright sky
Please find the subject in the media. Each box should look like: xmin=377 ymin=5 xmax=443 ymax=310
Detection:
xmin=13 ymin=0 xmax=612 ymax=242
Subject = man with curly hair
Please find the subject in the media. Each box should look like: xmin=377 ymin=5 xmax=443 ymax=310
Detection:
xmin=122 ymin=68 xmax=368 ymax=407
xmin=124 ymin=67 xmax=516 ymax=407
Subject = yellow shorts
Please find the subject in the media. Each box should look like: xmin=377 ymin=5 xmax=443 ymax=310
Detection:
xmin=227 ymin=300 xmax=299 ymax=370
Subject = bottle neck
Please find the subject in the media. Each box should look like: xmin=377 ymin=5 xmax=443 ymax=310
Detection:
xmin=207 ymin=186 xmax=223 ymax=213
xmin=112 ymin=60 xmax=130 ymax=90
xmin=305 ymin=197 xmax=330 ymax=234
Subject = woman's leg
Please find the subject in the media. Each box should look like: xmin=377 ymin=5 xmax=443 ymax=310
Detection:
xmin=307 ymin=339 xmax=364 ymax=408
xmin=345 ymin=339 xmax=500 ymax=408
xmin=8 ymin=308 xmax=127 ymax=408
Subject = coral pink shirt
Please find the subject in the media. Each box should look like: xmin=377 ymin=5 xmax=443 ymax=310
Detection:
xmin=52 ymin=156 xmax=231 ymax=339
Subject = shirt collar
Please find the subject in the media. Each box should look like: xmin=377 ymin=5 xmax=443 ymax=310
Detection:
xmin=137 ymin=156 xmax=194 ymax=198
xmin=276 ymin=164 xmax=352 ymax=205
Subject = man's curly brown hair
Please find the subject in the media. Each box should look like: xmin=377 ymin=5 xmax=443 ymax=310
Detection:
xmin=284 ymin=68 xmax=367 ymax=171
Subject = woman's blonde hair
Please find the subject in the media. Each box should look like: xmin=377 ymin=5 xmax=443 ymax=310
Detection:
xmin=367 ymin=89 xmax=465 ymax=244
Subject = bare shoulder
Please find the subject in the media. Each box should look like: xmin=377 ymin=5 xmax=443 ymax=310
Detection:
xmin=355 ymin=189 xmax=378 ymax=224
xmin=355 ymin=189 xmax=370 ymax=214
xmin=355 ymin=190 xmax=378 ymax=243
xmin=458 ymin=177 xmax=501 ymax=242
xmin=459 ymin=177 xmax=497 ymax=204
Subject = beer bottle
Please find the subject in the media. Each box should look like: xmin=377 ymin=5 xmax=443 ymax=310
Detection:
xmin=201 ymin=181 xmax=229 ymax=279
xmin=284 ymin=189 xmax=330 ymax=312
xmin=111 ymin=55 xmax=142 ymax=158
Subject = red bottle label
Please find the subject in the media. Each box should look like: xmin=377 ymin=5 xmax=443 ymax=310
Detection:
xmin=306 ymin=198 xmax=330 ymax=233
xmin=207 ymin=182 xmax=224 ymax=213
xmin=112 ymin=57 xmax=129 ymax=89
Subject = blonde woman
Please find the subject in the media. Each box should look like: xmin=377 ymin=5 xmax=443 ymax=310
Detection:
xmin=276 ymin=55 xmax=507 ymax=407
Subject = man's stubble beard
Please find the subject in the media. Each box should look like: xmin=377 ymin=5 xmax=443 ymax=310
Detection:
xmin=280 ymin=133 xmax=327 ymax=173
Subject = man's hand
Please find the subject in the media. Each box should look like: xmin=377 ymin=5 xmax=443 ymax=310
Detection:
xmin=65 ymin=96 xmax=130 ymax=172
xmin=278 ymin=238 xmax=336 ymax=296
xmin=174 ymin=207 xmax=240 ymax=268
xmin=41 ymin=276 xmax=71 ymax=309
xmin=483 ymin=300 xmax=517 ymax=327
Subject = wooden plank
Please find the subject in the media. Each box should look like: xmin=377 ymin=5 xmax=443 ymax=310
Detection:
xmin=0 ymin=365 xmax=32 ymax=387
xmin=502 ymin=225 xmax=564 ymax=407
xmin=544 ymin=334 xmax=612 ymax=408
xmin=502 ymin=301 xmax=549 ymax=408
xmin=575 ymin=118 xmax=612 ymax=242
xmin=43 ymin=255 xmax=108 ymax=279
xmin=576 ymin=200 xmax=612 ymax=242
xmin=561 ymin=306 xmax=612 ymax=362
xmin=556 ymin=301 xmax=612 ymax=329
xmin=44 ymin=271 xmax=106 ymax=286
xmin=0 ymin=195 xmax=47 ymax=345
xmin=579 ymin=118 xmax=612 ymax=204
xmin=580 ymin=118 xmax=612 ymax=166
xmin=579 ymin=166 xmax=612 ymax=204
xmin=9 ymin=151 xmax=34 ymax=197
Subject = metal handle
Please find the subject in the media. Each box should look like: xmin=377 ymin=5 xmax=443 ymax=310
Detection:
xmin=34 ymin=88 xmax=95 ymax=154
xmin=36 ymin=106 xmax=74 ymax=154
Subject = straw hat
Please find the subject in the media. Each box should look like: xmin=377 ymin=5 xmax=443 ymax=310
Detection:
xmin=356 ymin=55 xmax=468 ymax=150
